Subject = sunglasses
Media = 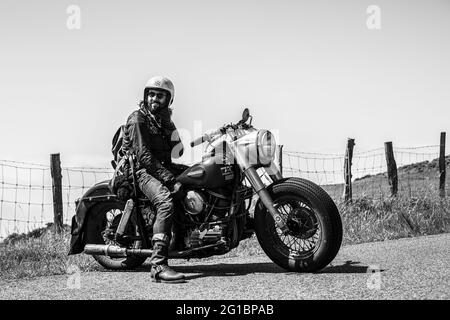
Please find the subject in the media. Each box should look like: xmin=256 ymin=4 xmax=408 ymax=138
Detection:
xmin=148 ymin=91 xmax=167 ymax=99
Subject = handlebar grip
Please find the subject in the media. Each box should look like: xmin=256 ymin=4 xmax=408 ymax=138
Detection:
xmin=190 ymin=135 xmax=207 ymax=147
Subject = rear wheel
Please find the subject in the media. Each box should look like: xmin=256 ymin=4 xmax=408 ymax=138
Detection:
xmin=84 ymin=202 xmax=147 ymax=270
xmin=255 ymin=178 xmax=342 ymax=272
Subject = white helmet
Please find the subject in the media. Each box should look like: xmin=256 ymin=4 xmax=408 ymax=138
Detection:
xmin=144 ymin=76 xmax=175 ymax=107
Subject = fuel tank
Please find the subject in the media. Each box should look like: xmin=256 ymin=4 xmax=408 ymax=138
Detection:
xmin=176 ymin=152 xmax=236 ymax=189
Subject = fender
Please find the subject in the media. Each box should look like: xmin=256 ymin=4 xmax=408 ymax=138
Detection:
xmin=68 ymin=180 xmax=122 ymax=255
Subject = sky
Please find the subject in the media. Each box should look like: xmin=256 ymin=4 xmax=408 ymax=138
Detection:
xmin=0 ymin=0 xmax=449 ymax=168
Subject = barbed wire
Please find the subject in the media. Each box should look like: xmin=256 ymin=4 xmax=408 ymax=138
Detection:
xmin=395 ymin=145 xmax=440 ymax=150
xmin=0 ymin=159 xmax=50 ymax=169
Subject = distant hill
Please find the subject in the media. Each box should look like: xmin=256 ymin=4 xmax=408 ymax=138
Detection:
xmin=322 ymin=155 xmax=450 ymax=201
xmin=355 ymin=155 xmax=450 ymax=181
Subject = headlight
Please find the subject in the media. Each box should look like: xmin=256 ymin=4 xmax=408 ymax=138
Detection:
xmin=257 ymin=130 xmax=277 ymax=165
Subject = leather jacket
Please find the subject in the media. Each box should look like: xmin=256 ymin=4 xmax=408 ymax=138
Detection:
xmin=121 ymin=107 xmax=184 ymax=187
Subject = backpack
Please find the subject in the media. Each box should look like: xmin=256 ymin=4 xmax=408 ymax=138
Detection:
xmin=109 ymin=125 xmax=135 ymax=200
xmin=111 ymin=125 xmax=125 ymax=169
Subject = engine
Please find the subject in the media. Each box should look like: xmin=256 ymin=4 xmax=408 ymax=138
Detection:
xmin=184 ymin=224 xmax=225 ymax=249
xmin=182 ymin=190 xmax=207 ymax=216
xmin=181 ymin=188 xmax=232 ymax=222
xmin=180 ymin=187 xmax=234 ymax=249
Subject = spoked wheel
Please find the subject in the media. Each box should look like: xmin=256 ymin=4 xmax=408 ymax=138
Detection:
xmin=83 ymin=202 xmax=147 ymax=270
xmin=255 ymin=178 xmax=342 ymax=272
xmin=274 ymin=198 xmax=322 ymax=258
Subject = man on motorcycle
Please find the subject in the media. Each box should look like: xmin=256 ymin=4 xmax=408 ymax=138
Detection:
xmin=121 ymin=76 xmax=186 ymax=283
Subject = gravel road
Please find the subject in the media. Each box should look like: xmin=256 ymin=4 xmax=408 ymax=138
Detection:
xmin=1 ymin=233 xmax=449 ymax=300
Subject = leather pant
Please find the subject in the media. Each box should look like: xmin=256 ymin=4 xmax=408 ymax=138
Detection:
xmin=136 ymin=168 xmax=174 ymax=238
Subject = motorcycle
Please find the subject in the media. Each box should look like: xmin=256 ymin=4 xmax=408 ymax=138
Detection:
xmin=69 ymin=108 xmax=342 ymax=272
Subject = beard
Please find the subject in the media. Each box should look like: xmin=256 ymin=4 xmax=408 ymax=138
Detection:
xmin=148 ymin=99 xmax=170 ymax=113
xmin=150 ymin=102 xmax=161 ymax=113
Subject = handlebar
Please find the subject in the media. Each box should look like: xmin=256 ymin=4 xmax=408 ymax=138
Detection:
xmin=190 ymin=128 xmax=223 ymax=147
xmin=189 ymin=119 xmax=252 ymax=148
xmin=190 ymin=134 xmax=208 ymax=147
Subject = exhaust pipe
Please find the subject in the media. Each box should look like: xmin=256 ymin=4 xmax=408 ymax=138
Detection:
xmin=84 ymin=244 xmax=153 ymax=257
xmin=84 ymin=239 xmax=228 ymax=258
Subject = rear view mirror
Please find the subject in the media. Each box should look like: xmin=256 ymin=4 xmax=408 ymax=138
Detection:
xmin=242 ymin=108 xmax=250 ymax=122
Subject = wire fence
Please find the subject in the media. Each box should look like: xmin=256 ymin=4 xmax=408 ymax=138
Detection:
xmin=283 ymin=145 xmax=449 ymax=201
xmin=0 ymin=159 xmax=113 ymax=241
xmin=0 ymin=144 xmax=448 ymax=240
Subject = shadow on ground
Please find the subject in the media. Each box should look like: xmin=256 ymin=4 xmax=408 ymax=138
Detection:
xmin=318 ymin=260 xmax=386 ymax=274
xmin=102 ymin=260 xmax=384 ymax=280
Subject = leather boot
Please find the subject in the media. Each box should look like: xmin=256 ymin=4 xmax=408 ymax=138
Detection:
xmin=150 ymin=240 xmax=186 ymax=283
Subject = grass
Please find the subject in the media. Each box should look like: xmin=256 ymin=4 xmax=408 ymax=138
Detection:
xmin=0 ymin=224 xmax=99 ymax=280
xmin=338 ymin=193 xmax=450 ymax=245
xmin=1 ymin=193 xmax=449 ymax=280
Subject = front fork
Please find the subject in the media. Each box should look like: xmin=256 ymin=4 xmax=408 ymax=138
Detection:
xmin=243 ymin=162 xmax=287 ymax=231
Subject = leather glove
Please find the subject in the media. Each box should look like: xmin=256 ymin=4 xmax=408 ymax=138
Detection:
xmin=117 ymin=188 xmax=129 ymax=201
xmin=170 ymin=181 xmax=184 ymax=200
xmin=117 ymin=182 xmax=133 ymax=201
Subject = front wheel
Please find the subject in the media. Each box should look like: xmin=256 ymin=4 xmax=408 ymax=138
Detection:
xmin=254 ymin=178 xmax=342 ymax=272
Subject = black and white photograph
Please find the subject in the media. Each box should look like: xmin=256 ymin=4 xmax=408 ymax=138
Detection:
xmin=0 ymin=0 xmax=448 ymax=311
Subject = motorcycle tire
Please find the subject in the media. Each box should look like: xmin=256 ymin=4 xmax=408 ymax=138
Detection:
xmin=83 ymin=201 xmax=147 ymax=270
xmin=254 ymin=177 xmax=342 ymax=272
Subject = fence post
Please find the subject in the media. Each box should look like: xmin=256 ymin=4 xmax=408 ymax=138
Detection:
xmin=439 ymin=132 xmax=446 ymax=198
xmin=384 ymin=142 xmax=398 ymax=197
xmin=50 ymin=153 xmax=63 ymax=233
xmin=277 ymin=145 xmax=283 ymax=176
xmin=343 ymin=138 xmax=355 ymax=203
